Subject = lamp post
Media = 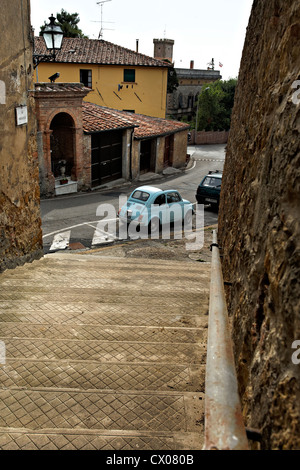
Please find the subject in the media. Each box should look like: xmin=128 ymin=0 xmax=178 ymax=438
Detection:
xmin=33 ymin=14 xmax=63 ymax=69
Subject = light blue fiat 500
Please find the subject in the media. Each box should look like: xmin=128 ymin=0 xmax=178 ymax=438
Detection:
xmin=118 ymin=185 xmax=194 ymax=233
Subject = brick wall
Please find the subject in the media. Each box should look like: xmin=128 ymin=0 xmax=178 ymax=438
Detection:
xmin=34 ymin=84 xmax=91 ymax=195
xmin=191 ymin=130 xmax=229 ymax=145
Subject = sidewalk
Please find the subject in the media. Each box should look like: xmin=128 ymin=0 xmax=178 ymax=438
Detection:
xmin=0 ymin=242 xmax=211 ymax=450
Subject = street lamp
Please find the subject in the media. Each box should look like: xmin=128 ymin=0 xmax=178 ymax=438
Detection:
xmin=33 ymin=14 xmax=63 ymax=69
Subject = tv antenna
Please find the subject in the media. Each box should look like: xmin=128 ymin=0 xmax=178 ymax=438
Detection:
xmin=207 ymin=58 xmax=215 ymax=70
xmin=95 ymin=0 xmax=114 ymax=39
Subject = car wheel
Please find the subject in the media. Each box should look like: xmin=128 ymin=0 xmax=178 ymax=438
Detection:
xmin=184 ymin=210 xmax=193 ymax=226
xmin=148 ymin=217 xmax=160 ymax=235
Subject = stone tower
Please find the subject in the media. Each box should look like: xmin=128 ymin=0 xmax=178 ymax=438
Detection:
xmin=153 ymin=38 xmax=174 ymax=63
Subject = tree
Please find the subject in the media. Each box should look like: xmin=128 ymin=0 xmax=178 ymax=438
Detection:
xmin=163 ymin=60 xmax=179 ymax=94
xmin=40 ymin=9 xmax=88 ymax=38
xmin=194 ymin=78 xmax=237 ymax=131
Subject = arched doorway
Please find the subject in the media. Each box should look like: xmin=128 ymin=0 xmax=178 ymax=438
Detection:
xmin=50 ymin=113 xmax=75 ymax=180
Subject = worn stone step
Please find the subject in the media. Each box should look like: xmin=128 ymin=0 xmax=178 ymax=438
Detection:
xmin=0 ymin=310 xmax=208 ymax=328
xmin=0 ymin=323 xmax=206 ymax=343
xmin=2 ymin=253 xmax=210 ymax=274
xmin=0 ymin=429 xmax=203 ymax=451
xmin=0 ymin=388 xmax=204 ymax=434
xmin=0 ymin=360 xmax=205 ymax=393
xmin=1 ymin=337 xmax=206 ymax=364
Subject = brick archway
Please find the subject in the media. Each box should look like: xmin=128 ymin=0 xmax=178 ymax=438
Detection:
xmin=33 ymin=83 xmax=91 ymax=196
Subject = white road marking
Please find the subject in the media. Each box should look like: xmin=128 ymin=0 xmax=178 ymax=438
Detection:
xmin=43 ymin=219 xmax=118 ymax=239
xmin=49 ymin=231 xmax=71 ymax=252
xmin=185 ymin=160 xmax=197 ymax=171
xmin=91 ymin=227 xmax=117 ymax=246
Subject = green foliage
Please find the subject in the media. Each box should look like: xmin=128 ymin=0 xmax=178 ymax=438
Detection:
xmin=163 ymin=60 xmax=179 ymax=94
xmin=195 ymin=78 xmax=237 ymax=131
xmin=167 ymin=67 xmax=179 ymax=94
xmin=40 ymin=9 xmax=88 ymax=38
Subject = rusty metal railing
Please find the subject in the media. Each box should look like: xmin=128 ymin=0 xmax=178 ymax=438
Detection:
xmin=203 ymin=230 xmax=249 ymax=450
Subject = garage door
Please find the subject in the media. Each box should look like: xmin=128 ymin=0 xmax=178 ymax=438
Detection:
xmin=91 ymin=131 xmax=123 ymax=186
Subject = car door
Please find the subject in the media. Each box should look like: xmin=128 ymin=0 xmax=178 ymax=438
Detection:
xmin=151 ymin=193 xmax=167 ymax=224
xmin=166 ymin=191 xmax=183 ymax=223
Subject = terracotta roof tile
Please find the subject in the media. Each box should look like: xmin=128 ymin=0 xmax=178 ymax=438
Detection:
xmin=34 ymin=37 xmax=169 ymax=68
xmin=83 ymin=102 xmax=190 ymax=138
xmin=34 ymin=82 xmax=91 ymax=94
xmin=83 ymin=102 xmax=136 ymax=133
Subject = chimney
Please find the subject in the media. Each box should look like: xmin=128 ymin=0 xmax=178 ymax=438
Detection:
xmin=190 ymin=60 xmax=194 ymax=69
xmin=136 ymin=39 xmax=139 ymax=53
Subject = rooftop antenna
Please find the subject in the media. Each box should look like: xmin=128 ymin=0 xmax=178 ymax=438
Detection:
xmin=207 ymin=58 xmax=215 ymax=70
xmin=96 ymin=0 xmax=113 ymax=39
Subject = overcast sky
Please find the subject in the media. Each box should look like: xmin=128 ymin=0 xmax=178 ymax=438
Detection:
xmin=30 ymin=0 xmax=253 ymax=80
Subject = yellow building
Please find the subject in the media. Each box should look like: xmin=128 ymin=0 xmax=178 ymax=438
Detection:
xmin=34 ymin=37 xmax=169 ymax=118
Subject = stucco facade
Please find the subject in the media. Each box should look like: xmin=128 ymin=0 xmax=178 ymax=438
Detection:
xmin=0 ymin=0 xmax=43 ymax=272
xmin=33 ymin=37 xmax=169 ymax=119
xmin=167 ymin=68 xmax=222 ymax=121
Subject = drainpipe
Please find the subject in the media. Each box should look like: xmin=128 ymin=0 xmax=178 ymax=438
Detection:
xmin=129 ymin=128 xmax=134 ymax=180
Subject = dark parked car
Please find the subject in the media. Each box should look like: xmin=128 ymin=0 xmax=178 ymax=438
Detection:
xmin=195 ymin=171 xmax=222 ymax=210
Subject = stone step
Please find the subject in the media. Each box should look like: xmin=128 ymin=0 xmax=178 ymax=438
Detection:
xmin=0 ymin=429 xmax=202 ymax=451
xmin=0 ymin=310 xmax=208 ymax=328
xmin=1 ymin=360 xmax=205 ymax=393
xmin=0 ymin=388 xmax=204 ymax=450
xmin=1 ymin=337 xmax=206 ymax=364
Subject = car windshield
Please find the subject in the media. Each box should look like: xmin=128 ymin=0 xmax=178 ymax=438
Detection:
xmin=131 ymin=190 xmax=150 ymax=202
xmin=202 ymin=176 xmax=222 ymax=188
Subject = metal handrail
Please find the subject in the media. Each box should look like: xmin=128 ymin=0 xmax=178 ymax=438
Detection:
xmin=203 ymin=230 xmax=249 ymax=450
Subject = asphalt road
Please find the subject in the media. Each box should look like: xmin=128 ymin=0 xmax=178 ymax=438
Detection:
xmin=41 ymin=144 xmax=226 ymax=253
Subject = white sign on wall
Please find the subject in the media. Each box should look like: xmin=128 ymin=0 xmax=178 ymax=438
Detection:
xmin=16 ymin=105 xmax=28 ymax=126
xmin=0 ymin=80 xmax=5 ymax=104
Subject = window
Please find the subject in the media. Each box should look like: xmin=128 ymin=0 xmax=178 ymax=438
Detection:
xmin=203 ymin=177 xmax=222 ymax=188
xmin=187 ymin=95 xmax=194 ymax=108
xmin=80 ymin=69 xmax=92 ymax=88
xmin=131 ymin=190 xmax=150 ymax=202
xmin=154 ymin=194 xmax=166 ymax=206
xmin=124 ymin=69 xmax=136 ymax=83
xmin=167 ymin=192 xmax=182 ymax=203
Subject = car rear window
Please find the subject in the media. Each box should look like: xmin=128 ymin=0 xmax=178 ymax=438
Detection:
xmin=131 ymin=190 xmax=150 ymax=202
xmin=202 ymin=176 xmax=222 ymax=188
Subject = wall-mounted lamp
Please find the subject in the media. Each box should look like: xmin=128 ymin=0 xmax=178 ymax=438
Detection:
xmin=33 ymin=14 xmax=63 ymax=69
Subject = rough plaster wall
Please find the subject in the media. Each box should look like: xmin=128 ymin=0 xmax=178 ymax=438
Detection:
xmin=172 ymin=131 xmax=188 ymax=168
xmin=0 ymin=0 xmax=43 ymax=272
xmin=218 ymin=0 xmax=300 ymax=449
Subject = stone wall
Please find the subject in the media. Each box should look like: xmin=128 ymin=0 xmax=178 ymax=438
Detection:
xmin=218 ymin=0 xmax=300 ymax=449
xmin=0 ymin=0 xmax=43 ymax=272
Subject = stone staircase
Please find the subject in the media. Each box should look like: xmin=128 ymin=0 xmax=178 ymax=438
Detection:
xmin=0 ymin=252 xmax=210 ymax=450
